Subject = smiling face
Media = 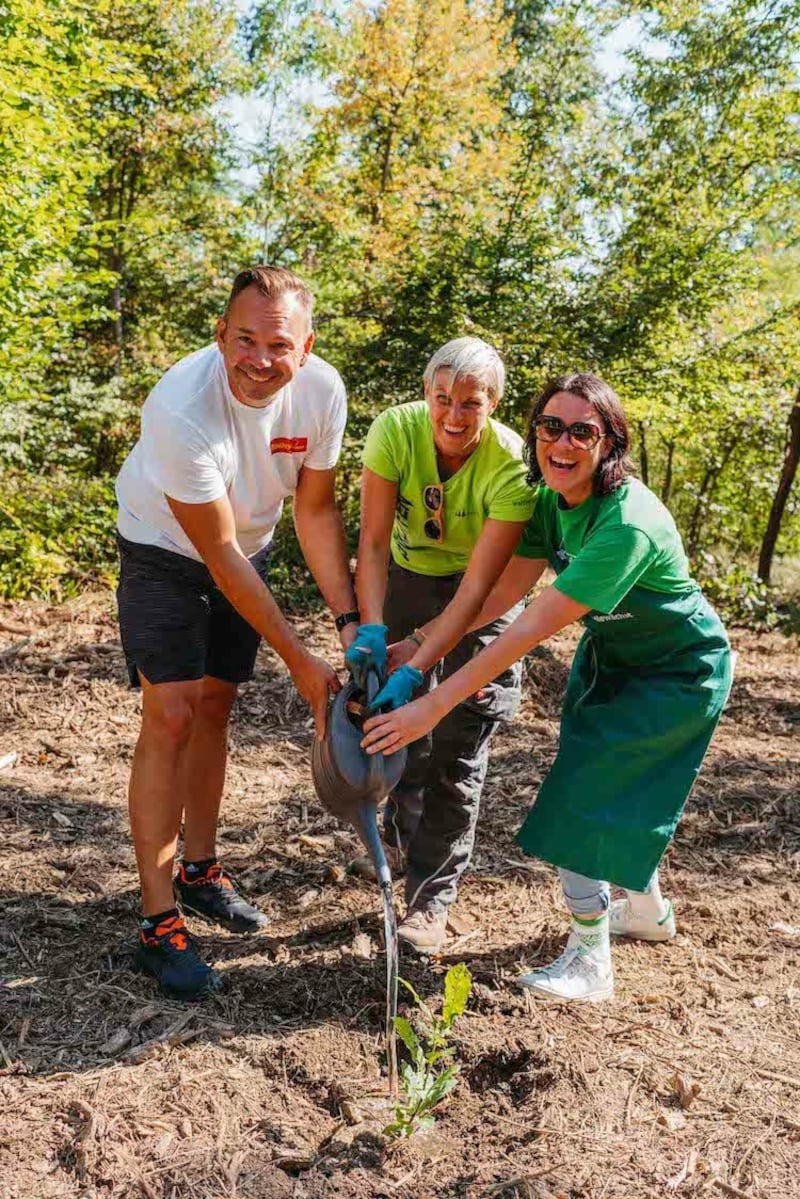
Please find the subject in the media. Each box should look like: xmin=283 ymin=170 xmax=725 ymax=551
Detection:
xmin=215 ymin=285 xmax=315 ymax=408
xmin=535 ymin=391 xmax=610 ymax=507
xmin=425 ymin=368 xmax=498 ymax=464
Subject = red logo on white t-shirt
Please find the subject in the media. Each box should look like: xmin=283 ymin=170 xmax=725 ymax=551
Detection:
xmin=270 ymin=437 xmax=308 ymax=454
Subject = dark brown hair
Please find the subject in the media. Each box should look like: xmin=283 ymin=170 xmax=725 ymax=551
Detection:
xmin=224 ymin=265 xmax=314 ymax=326
xmin=523 ymin=372 xmax=634 ymax=496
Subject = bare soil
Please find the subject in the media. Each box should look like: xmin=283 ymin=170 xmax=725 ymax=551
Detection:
xmin=0 ymin=595 xmax=798 ymax=1199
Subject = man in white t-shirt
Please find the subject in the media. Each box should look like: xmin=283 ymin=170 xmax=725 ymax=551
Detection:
xmin=115 ymin=265 xmax=360 ymax=999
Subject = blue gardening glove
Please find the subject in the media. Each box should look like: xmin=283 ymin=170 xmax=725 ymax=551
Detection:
xmin=368 ymin=664 xmax=424 ymax=712
xmin=344 ymin=623 xmax=388 ymax=688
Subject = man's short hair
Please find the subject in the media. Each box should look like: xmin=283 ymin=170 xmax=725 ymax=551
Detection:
xmin=423 ymin=336 xmax=506 ymax=402
xmin=224 ymin=266 xmax=314 ymax=330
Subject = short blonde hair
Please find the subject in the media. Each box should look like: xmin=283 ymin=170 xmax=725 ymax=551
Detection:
xmin=423 ymin=337 xmax=505 ymax=402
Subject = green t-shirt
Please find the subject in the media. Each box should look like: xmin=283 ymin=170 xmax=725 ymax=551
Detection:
xmin=363 ymin=400 xmax=535 ymax=576
xmin=516 ymin=477 xmax=698 ymax=613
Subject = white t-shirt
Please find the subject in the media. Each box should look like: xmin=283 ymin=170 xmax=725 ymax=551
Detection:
xmin=116 ymin=344 xmax=347 ymax=560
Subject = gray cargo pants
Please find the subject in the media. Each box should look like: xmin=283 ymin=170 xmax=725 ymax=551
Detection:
xmin=382 ymin=562 xmax=522 ymax=914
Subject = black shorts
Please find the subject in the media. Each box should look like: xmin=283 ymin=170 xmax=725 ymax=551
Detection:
xmin=116 ymin=535 xmax=272 ymax=688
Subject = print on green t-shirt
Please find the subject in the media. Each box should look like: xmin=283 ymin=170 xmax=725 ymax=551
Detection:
xmin=362 ymin=400 xmax=535 ymax=576
xmin=516 ymin=478 xmax=698 ymax=614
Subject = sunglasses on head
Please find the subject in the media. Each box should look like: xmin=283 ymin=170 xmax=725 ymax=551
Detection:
xmin=533 ymin=414 xmax=605 ymax=450
xmin=423 ymin=483 xmax=444 ymax=541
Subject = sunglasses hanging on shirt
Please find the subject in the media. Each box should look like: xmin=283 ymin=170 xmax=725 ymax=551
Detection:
xmin=423 ymin=483 xmax=445 ymax=541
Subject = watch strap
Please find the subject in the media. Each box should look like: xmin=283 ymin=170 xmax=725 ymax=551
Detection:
xmin=334 ymin=610 xmax=361 ymax=632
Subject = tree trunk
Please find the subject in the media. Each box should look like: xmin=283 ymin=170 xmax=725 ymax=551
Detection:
xmin=758 ymin=386 xmax=800 ymax=584
xmin=637 ymin=422 xmax=649 ymax=486
xmin=661 ymin=439 xmax=675 ymax=505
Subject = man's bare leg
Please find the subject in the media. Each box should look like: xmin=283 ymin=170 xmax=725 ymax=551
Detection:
xmin=179 ymin=675 xmax=238 ymax=863
xmin=128 ymin=675 xmax=204 ymax=916
xmin=172 ymin=674 xmax=268 ymax=932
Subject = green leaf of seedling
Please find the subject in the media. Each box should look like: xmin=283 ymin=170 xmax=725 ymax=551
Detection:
xmin=394 ymin=1015 xmax=421 ymax=1061
xmin=399 ymin=976 xmax=433 ymax=1021
xmin=442 ymin=963 xmax=472 ymax=1027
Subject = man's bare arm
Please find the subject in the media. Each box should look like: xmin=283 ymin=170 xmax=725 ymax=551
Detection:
xmin=167 ymin=493 xmax=339 ymax=734
xmin=292 ymin=466 xmax=357 ymax=646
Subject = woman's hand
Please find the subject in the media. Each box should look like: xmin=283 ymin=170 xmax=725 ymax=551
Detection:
xmin=387 ymin=637 xmax=418 ymax=673
xmin=361 ymin=693 xmax=438 ymax=755
xmin=344 ymin=623 xmax=388 ymax=688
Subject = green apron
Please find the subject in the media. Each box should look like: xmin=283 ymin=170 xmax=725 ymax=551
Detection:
xmin=516 ymin=509 xmax=733 ymax=892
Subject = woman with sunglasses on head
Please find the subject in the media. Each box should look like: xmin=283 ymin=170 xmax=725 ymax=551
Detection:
xmin=344 ymin=337 xmax=535 ymax=953
xmin=362 ymin=372 xmax=732 ymax=1001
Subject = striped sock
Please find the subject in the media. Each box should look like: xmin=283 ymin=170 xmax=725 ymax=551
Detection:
xmin=571 ymin=912 xmax=610 ymax=957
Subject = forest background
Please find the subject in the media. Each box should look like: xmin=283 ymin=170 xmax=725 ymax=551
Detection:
xmin=1 ymin=0 xmax=799 ymax=626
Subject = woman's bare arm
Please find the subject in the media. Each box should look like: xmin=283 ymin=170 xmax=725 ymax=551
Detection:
xmin=363 ymin=584 xmax=589 ymax=754
xmin=354 ymin=467 xmax=397 ymax=624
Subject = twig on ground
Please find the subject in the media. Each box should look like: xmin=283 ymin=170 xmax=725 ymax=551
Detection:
xmin=124 ymin=1010 xmax=195 ymax=1064
xmin=0 ymin=640 xmax=30 ymax=663
xmin=624 ymin=1064 xmax=645 ymax=1127
xmin=0 ymin=618 xmax=33 ymax=635
xmin=712 ymin=1179 xmax=756 ymax=1199
xmin=70 ymin=1098 xmax=99 ymax=1181
xmin=11 ymin=931 xmax=37 ymax=971
xmin=755 ymin=1068 xmax=800 ymax=1088
xmin=482 ymin=1159 xmax=567 ymax=1194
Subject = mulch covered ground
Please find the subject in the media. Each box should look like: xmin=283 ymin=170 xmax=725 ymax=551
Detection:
xmin=0 ymin=595 xmax=798 ymax=1199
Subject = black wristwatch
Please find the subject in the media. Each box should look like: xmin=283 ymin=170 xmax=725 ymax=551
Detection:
xmin=334 ymin=609 xmax=360 ymax=632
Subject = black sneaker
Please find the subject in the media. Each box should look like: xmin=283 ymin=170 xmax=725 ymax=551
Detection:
xmin=175 ymin=862 xmax=269 ymax=934
xmin=136 ymin=913 xmax=223 ymax=1000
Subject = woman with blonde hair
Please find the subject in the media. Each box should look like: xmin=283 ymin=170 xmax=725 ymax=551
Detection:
xmin=345 ymin=337 xmax=534 ymax=953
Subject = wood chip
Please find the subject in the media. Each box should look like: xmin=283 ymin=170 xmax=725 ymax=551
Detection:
xmin=667 ymin=1147 xmax=698 ymax=1190
xmin=0 ymin=751 xmax=18 ymax=771
xmin=273 ymin=1149 xmax=315 ymax=1171
xmin=657 ymin=1109 xmax=687 ymax=1132
xmin=350 ymin=932 xmax=374 ymax=960
xmin=99 ymin=1027 xmax=132 ymax=1056
xmin=709 ymin=955 xmax=739 ymax=981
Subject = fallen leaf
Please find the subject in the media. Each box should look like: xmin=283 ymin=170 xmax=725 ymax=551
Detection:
xmin=672 ymin=1071 xmax=701 ymax=1109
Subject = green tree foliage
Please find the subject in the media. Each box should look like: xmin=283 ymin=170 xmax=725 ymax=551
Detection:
xmin=71 ymin=0 xmax=246 ymax=388
xmin=0 ymin=0 xmax=124 ymax=402
xmin=0 ymin=0 xmax=798 ymax=609
xmin=575 ymin=0 xmax=800 ymax=566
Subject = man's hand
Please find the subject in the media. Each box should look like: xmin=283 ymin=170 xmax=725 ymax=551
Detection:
xmin=289 ymin=651 xmax=341 ymax=738
xmin=361 ymin=693 xmax=438 ymax=755
xmin=387 ymin=638 xmax=418 ymax=674
xmin=338 ymin=621 xmax=359 ymax=653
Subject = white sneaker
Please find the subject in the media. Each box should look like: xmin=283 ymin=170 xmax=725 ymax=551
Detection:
xmin=610 ymin=898 xmax=676 ymax=942
xmin=519 ymin=938 xmax=614 ymax=1003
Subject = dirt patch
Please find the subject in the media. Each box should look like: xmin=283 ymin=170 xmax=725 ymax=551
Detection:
xmin=0 ymin=594 xmax=798 ymax=1197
